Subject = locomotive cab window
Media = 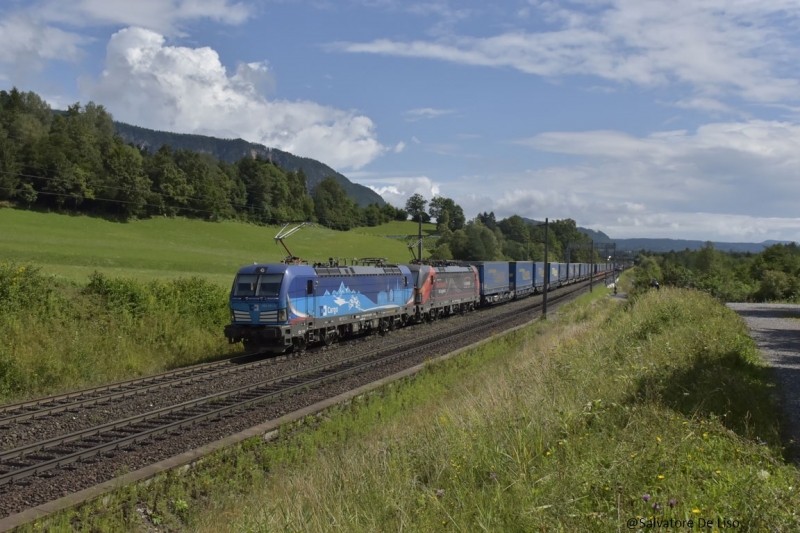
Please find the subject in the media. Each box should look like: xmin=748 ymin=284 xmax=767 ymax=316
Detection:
xmin=257 ymin=274 xmax=283 ymax=297
xmin=233 ymin=274 xmax=283 ymax=297
xmin=233 ymin=274 xmax=258 ymax=296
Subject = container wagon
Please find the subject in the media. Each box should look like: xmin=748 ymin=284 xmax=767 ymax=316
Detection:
xmin=533 ymin=262 xmax=546 ymax=293
xmin=509 ymin=261 xmax=534 ymax=299
xmin=467 ymin=261 xmax=511 ymax=304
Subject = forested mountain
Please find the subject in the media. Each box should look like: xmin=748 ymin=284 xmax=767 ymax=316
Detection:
xmin=114 ymin=122 xmax=385 ymax=207
xmin=0 ymin=88 xmax=405 ymax=229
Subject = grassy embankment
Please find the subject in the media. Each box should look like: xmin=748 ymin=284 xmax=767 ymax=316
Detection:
xmin=0 ymin=209 xmax=430 ymax=401
xmin=22 ymin=281 xmax=800 ymax=532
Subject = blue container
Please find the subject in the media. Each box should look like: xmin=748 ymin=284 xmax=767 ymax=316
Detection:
xmin=556 ymin=263 xmax=568 ymax=282
xmin=467 ymin=261 xmax=510 ymax=303
xmin=533 ymin=262 xmax=546 ymax=291
xmin=509 ymin=261 xmax=534 ymax=297
xmin=547 ymin=263 xmax=560 ymax=288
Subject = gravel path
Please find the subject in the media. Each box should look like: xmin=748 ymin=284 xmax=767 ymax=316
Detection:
xmin=727 ymin=303 xmax=800 ymax=461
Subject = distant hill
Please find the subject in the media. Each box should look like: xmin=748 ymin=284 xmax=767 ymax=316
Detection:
xmin=610 ymin=238 xmax=795 ymax=253
xmin=516 ymin=217 xmax=791 ymax=253
xmin=114 ymin=122 xmax=385 ymax=208
xmin=519 ymin=217 xmax=612 ymax=242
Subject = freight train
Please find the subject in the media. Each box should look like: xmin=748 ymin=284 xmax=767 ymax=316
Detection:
xmin=224 ymin=260 xmax=614 ymax=353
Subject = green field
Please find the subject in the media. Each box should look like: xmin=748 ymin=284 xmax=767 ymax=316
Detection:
xmin=0 ymin=209 xmax=421 ymax=285
xmin=352 ymin=220 xmax=437 ymax=236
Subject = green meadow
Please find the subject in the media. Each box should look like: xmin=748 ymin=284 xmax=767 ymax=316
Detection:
xmin=0 ymin=209 xmax=424 ymax=286
xmin=353 ymin=219 xmax=437 ymax=236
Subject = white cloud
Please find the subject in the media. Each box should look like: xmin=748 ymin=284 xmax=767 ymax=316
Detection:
xmin=83 ymin=27 xmax=387 ymax=170
xmin=0 ymin=14 xmax=88 ymax=70
xmin=411 ymin=136 xmax=421 ymax=144
xmin=671 ymin=97 xmax=741 ymax=116
xmin=518 ymin=120 xmax=800 ymax=168
xmin=334 ymin=0 xmax=800 ymax=104
xmin=433 ymin=118 xmax=800 ymax=240
xmin=596 ymin=212 xmax=800 ymax=241
xmin=394 ymin=141 xmax=406 ymax=153
xmin=404 ymin=107 xmax=456 ymax=121
xmin=34 ymin=0 xmax=251 ymax=35
xmin=446 ymin=176 xmax=800 ymax=241
xmin=365 ymin=176 xmax=441 ymax=207
xmin=0 ymin=0 xmax=252 ymax=78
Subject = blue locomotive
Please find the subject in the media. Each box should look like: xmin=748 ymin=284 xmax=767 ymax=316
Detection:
xmin=225 ymin=260 xmax=614 ymax=353
xmin=224 ymin=263 xmax=415 ymax=352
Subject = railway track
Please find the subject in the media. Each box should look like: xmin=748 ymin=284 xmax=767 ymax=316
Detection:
xmin=0 ymin=277 xmax=606 ymax=522
xmin=0 ymin=277 xmax=596 ymax=429
xmin=0 ymin=309 xmax=500 ymax=428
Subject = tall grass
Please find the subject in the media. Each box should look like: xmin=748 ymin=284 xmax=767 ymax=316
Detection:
xmin=19 ymin=288 xmax=800 ymax=533
xmin=0 ymin=263 xmax=236 ymax=401
xmin=206 ymin=288 xmax=797 ymax=532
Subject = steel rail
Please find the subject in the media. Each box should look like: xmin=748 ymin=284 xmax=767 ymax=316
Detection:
xmin=0 ymin=276 xmax=580 ymax=425
xmin=0 ymin=277 xmax=602 ymax=486
xmin=0 ymin=276 xmax=599 ymax=426
xmin=0 ymin=281 xmax=587 ymax=485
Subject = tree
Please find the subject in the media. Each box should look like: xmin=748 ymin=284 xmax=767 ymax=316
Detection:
xmin=405 ymin=193 xmax=428 ymax=223
xmin=429 ymin=243 xmax=453 ymax=260
xmin=449 ymin=219 xmax=501 ymax=260
xmin=498 ymin=215 xmax=529 ymax=245
xmin=477 ymin=211 xmax=497 ymax=231
xmin=428 ymin=196 xmax=465 ymax=231
xmin=101 ymin=139 xmax=152 ymax=219
xmin=314 ymin=177 xmax=358 ymax=230
xmin=364 ymin=203 xmax=382 ymax=226
xmin=146 ymin=145 xmax=194 ymax=216
xmin=550 ymin=219 xmax=590 ymax=262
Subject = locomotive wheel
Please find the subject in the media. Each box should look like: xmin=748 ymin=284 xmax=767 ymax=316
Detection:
xmin=323 ymin=329 xmax=336 ymax=346
xmin=292 ymin=337 xmax=307 ymax=353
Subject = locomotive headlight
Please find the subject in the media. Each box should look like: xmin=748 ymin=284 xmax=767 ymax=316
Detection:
xmin=230 ymin=310 xmax=235 ymax=322
xmin=278 ymin=308 xmax=287 ymax=322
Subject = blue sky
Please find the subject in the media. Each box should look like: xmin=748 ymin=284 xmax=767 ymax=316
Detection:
xmin=3 ymin=0 xmax=800 ymax=241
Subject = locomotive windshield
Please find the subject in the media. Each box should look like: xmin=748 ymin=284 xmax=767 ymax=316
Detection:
xmin=233 ymin=274 xmax=283 ymax=297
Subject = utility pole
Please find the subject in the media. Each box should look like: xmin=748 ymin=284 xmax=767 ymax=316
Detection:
xmin=590 ymin=239 xmax=594 ymax=293
xmin=418 ymin=216 xmax=423 ymax=263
